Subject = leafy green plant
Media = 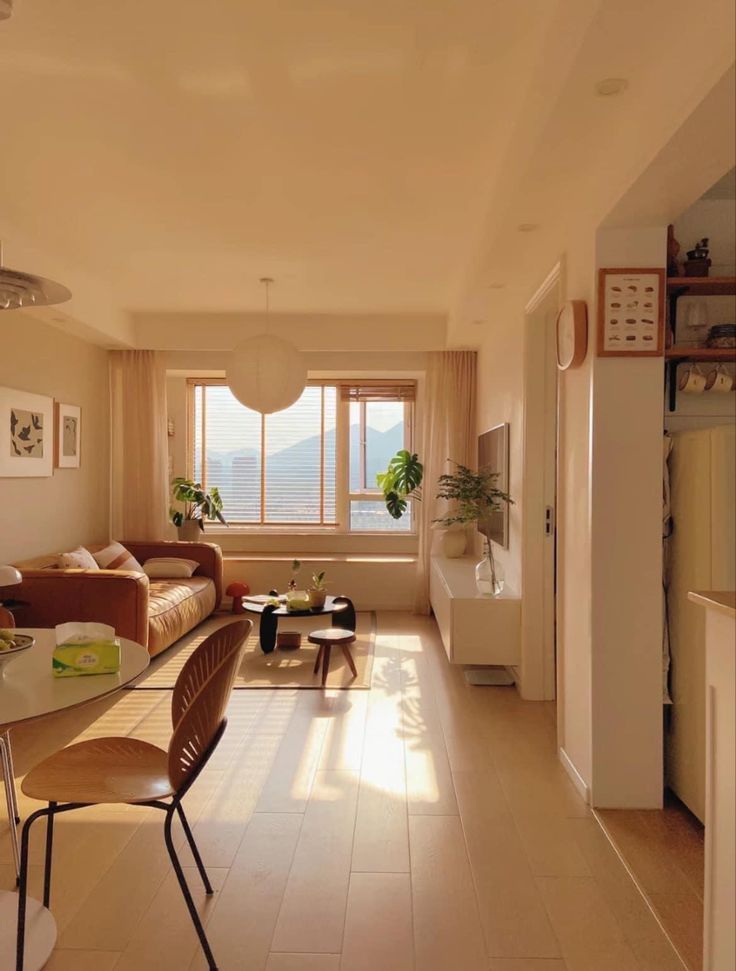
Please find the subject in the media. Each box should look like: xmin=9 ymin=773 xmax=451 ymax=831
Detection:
xmin=433 ymin=462 xmax=512 ymax=528
xmin=376 ymin=450 xmax=424 ymax=520
xmin=169 ymin=477 xmax=226 ymax=531
xmin=433 ymin=462 xmax=513 ymax=595
xmin=311 ymin=570 xmax=327 ymax=590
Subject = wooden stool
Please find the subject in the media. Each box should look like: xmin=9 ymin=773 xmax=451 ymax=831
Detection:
xmin=308 ymin=628 xmax=357 ymax=687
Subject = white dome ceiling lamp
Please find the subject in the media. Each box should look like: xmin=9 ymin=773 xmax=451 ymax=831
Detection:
xmin=226 ymin=277 xmax=307 ymax=415
xmin=0 ymin=241 xmax=72 ymax=310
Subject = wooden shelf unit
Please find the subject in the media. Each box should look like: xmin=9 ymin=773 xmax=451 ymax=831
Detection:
xmin=666 ymin=276 xmax=736 ymax=411
xmin=666 ymin=346 xmax=736 ymax=361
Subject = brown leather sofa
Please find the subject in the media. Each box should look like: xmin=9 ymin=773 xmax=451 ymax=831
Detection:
xmin=7 ymin=541 xmax=223 ymax=657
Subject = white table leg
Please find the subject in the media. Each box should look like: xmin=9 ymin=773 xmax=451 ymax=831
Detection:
xmin=0 ymin=891 xmax=57 ymax=971
xmin=0 ymin=731 xmax=20 ymax=877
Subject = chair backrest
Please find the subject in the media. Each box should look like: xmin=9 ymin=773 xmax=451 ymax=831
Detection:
xmin=0 ymin=607 xmax=16 ymax=628
xmin=167 ymin=619 xmax=251 ymax=792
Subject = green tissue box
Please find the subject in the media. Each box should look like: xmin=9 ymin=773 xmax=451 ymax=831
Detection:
xmin=52 ymin=640 xmax=121 ymax=677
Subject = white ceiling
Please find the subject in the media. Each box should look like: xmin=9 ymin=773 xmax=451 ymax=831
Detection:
xmin=1 ymin=0 xmax=734 ymax=349
xmin=0 ymin=0 xmax=553 ymax=320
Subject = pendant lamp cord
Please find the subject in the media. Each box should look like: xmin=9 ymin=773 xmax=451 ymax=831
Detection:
xmin=260 ymin=276 xmax=273 ymax=316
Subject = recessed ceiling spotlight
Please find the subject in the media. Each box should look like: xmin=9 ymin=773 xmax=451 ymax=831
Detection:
xmin=595 ymin=77 xmax=628 ymax=97
xmin=472 ymin=319 xmax=485 ymax=326
xmin=486 ymin=283 xmax=505 ymax=290
xmin=0 ymin=1 xmax=13 ymax=22
xmin=517 ymin=223 xmax=539 ymax=233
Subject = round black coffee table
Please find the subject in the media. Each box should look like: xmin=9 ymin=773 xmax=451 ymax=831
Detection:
xmin=242 ymin=594 xmax=356 ymax=654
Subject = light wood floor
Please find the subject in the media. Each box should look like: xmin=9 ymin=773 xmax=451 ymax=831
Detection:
xmin=1 ymin=613 xmax=687 ymax=971
xmin=597 ymin=792 xmax=705 ymax=971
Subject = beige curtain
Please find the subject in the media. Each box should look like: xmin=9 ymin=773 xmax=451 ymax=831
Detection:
xmin=415 ymin=350 xmax=477 ymax=613
xmin=109 ymin=350 xmax=169 ymax=541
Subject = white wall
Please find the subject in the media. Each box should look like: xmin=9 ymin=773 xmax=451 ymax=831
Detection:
xmin=0 ymin=313 xmax=110 ymax=563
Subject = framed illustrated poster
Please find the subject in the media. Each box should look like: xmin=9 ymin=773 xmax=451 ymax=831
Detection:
xmin=597 ymin=267 xmax=665 ymax=356
xmin=55 ymin=402 xmax=81 ymax=468
xmin=0 ymin=386 xmax=54 ymax=477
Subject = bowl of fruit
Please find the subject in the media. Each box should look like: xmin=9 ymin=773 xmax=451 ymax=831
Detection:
xmin=0 ymin=629 xmax=35 ymax=676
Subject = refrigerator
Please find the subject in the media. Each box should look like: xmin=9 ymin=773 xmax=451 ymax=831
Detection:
xmin=665 ymin=424 xmax=736 ymax=822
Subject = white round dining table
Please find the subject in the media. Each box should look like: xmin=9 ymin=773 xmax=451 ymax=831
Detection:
xmin=0 ymin=629 xmax=149 ymax=971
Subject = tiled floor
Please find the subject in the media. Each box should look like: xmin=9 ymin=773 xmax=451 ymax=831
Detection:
xmin=597 ymin=793 xmax=705 ymax=971
xmin=1 ymin=613 xmax=687 ymax=970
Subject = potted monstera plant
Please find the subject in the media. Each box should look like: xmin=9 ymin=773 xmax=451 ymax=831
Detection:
xmin=376 ymin=450 xmax=424 ymax=519
xmin=169 ymin=477 xmax=226 ymax=541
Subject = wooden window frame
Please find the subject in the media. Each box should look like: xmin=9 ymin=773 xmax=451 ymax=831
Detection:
xmin=187 ymin=378 xmax=416 ymax=533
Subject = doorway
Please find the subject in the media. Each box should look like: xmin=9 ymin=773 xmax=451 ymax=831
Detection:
xmin=519 ymin=264 xmax=562 ymax=701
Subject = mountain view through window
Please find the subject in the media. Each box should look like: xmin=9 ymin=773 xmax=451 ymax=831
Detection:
xmin=192 ymin=383 xmax=412 ymax=531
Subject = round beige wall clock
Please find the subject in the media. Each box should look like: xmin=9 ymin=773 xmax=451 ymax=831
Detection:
xmin=556 ymin=300 xmax=588 ymax=370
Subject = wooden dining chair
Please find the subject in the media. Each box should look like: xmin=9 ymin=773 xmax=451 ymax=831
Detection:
xmin=15 ymin=618 xmax=252 ymax=971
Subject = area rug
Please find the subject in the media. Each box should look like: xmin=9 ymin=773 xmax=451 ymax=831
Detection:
xmin=129 ymin=611 xmax=376 ymax=690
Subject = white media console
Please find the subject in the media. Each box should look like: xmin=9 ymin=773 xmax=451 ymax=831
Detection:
xmin=429 ymin=555 xmax=521 ymax=666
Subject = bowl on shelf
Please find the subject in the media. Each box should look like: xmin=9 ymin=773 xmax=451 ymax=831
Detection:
xmin=0 ymin=631 xmax=34 ymax=676
xmin=707 ymin=324 xmax=736 ymax=349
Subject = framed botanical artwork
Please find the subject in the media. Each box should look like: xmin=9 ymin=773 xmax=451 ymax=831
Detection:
xmin=597 ymin=268 xmax=665 ymax=357
xmin=0 ymin=386 xmax=54 ymax=477
xmin=56 ymin=402 xmax=81 ymax=468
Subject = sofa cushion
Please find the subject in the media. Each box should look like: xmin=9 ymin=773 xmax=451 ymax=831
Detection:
xmin=58 ymin=547 xmax=100 ymax=570
xmin=147 ymin=577 xmax=217 ymax=657
xmin=92 ymin=541 xmax=143 ymax=573
xmin=143 ymin=557 xmax=200 ymax=579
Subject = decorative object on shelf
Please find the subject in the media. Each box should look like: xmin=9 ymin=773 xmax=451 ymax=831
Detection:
xmin=681 ymin=299 xmax=710 ymax=346
xmin=169 ymin=476 xmax=226 ymax=539
xmin=704 ymin=365 xmax=734 ymax=393
xmin=376 ymin=449 xmax=423 ymax=520
xmin=0 ymin=386 xmax=53 ymax=478
xmin=678 ymin=363 xmax=707 ymax=394
xmin=226 ymin=580 xmax=250 ymax=613
xmin=288 ymin=559 xmax=301 ymax=593
xmin=597 ymin=267 xmax=665 ymax=357
xmin=556 ymin=299 xmax=588 ymax=370
xmin=433 ymin=462 xmax=513 ymax=598
xmin=0 ymin=241 xmax=71 ymax=310
xmin=684 ymin=238 xmax=711 ymax=277
xmin=707 ymin=324 xmax=736 ymax=348
xmin=226 ymin=277 xmax=307 ymax=415
xmin=475 ymin=539 xmax=505 ymax=597
xmin=308 ymin=570 xmax=328 ymax=610
xmin=55 ymin=402 xmax=81 ymax=469
xmin=666 ymin=225 xmax=684 ymax=278
xmin=439 ymin=524 xmax=467 ymax=558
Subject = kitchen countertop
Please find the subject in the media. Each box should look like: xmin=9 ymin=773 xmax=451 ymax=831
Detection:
xmin=688 ymin=591 xmax=736 ymax=620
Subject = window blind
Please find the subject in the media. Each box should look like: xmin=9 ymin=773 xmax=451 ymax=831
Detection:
xmin=339 ymin=381 xmax=416 ymax=403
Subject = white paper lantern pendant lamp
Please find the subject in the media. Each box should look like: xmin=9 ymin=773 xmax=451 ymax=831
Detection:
xmin=226 ymin=277 xmax=307 ymax=415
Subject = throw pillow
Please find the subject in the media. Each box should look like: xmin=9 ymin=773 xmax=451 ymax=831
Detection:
xmin=92 ymin=541 xmax=144 ymax=573
xmin=58 ymin=546 xmax=100 ymax=571
xmin=143 ymin=557 xmax=200 ymax=579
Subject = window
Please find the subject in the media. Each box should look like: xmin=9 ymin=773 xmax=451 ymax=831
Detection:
xmin=190 ymin=379 xmax=414 ymax=531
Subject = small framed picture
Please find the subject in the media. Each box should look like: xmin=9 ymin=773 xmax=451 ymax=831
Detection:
xmin=0 ymin=386 xmax=54 ymax=477
xmin=597 ymin=268 xmax=665 ymax=357
xmin=56 ymin=402 xmax=81 ymax=469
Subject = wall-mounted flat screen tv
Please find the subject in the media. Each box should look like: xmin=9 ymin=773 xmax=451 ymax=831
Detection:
xmin=477 ymin=423 xmax=509 ymax=549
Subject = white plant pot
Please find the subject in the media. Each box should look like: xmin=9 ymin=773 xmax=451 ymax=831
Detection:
xmin=177 ymin=520 xmax=202 ymax=543
xmin=441 ymin=528 xmax=467 ymax=558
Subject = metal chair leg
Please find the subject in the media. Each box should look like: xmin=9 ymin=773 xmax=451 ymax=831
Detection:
xmin=16 ymin=807 xmax=49 ymax=971
xmin=176 ymin=802 xmax=213 ymax=894
xmin=163 ymin=809 xmax=218 ymax=970
xmin=2 ymin=731 xmax=20 ymax=823
xmin=0 ymin=734 xmax=20 ymax=879
xmin=43 ymin=802 xmax=56 ymax=908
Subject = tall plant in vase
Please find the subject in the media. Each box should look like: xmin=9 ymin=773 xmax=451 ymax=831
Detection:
xmin=433 ymin=462 xmax=513 ymax=596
